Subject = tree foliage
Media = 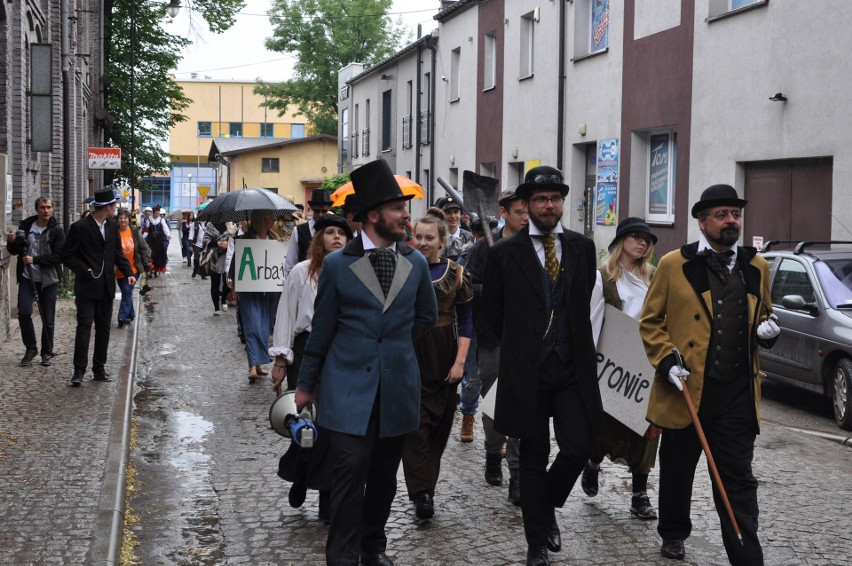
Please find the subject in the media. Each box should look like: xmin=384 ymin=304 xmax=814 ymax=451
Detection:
xmin=104 ymin=0 xmax=244 ymax=187
xmin=258 ymin=0 xmax=408 ymax=135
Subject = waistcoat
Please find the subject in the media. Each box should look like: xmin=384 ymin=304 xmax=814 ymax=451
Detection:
xmin=706 ymin=263 xmax=750 ymax=382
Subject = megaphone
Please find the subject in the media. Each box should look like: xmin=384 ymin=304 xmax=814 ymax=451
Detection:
xmin=269 ymin=391 xmax=318 ymax=448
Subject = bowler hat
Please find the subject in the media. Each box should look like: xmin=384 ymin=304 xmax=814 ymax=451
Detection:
xmin=498 ymin=188 xmax=520 ymax=207
xmin=342 ymin=193 xmax=361 ymax=214
xmin=313 ymin=213 xmax=354 ymax=241
xmin=350 ymin=160 xmax=414 ymax=221
xmin=609 ymin=217 xmax=657 ymax=251
xmin=516 ymin=165 xmax=569 ymax=200
xmin=691 ymin=184 xmax=747 ymax=218
xmin=307 ymin=188 xmax=333 ymax=207
xmin=92 ymin=188 xmax=118 ymax=207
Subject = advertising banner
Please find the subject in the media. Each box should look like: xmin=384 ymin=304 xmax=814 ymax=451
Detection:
xmin=595 ymin=137 xmax=619 ymax=225
xmin=234 ymin=239 xmax=287 ymax=292
xmin=648 ymin=134 xmax=670 ymax=215
xmin=88 ymin=147 xmax=121 ymax=170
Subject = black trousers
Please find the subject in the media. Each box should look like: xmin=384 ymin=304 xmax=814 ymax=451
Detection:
xmin=73 ymin=294 xmax=114 ymax=373
xmin=18 ymin=280 xmax=58 ymax=355
xmin=520 ymin=352 xmax=593 ymax=547
xmin=658 ymin=377 xmax=762 ymax=566
xmin=325 ymin=404 xmax=406 ymax=565
xmin=209 ymin=272 xmax=230 ymax=309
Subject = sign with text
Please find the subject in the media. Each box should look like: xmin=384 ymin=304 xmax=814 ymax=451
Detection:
xmin=234 ymin=239 xmax=287 ymax=292
xmin=88 ymin=147 xmax=121 ymax=170
xmin=596 ymin=305 xmax=655 ymax=435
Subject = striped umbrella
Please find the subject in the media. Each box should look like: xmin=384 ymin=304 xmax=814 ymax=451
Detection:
xmin=196 ymin=188 xmax=297 ymax=224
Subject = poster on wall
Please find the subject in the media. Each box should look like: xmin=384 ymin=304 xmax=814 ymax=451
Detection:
xmin=648 ymin=134 xmax=671 ymax=215
xmin=591 ymin=0 xmax=610 ymax=54
xmin=595 ymin=137 xmax=619 ymax=225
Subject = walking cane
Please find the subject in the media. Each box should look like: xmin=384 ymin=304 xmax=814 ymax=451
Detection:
xmin=672 ymin=348 xmax=743 ymax=546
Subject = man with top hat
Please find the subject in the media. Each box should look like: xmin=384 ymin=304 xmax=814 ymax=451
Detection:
xmin=295 ymin=159 xmax=438 ymax=566
xmin=341 ymin=193 xmax=362 ymax=236
xmin=62 ymin=188 xmax=137 ymax=386
xmin=482 ymin=166 xmax=603 ymax=566
xmin=284 ymin=188 xmax=333 ymax=278
xmin=640 ymin=185 xmax=779 ymax=564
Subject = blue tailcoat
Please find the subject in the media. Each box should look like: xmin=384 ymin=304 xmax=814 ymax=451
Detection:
xmin=298 ymin=236 xmax=438 ymax=438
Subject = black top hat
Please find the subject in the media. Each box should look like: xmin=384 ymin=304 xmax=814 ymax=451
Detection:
xmin=691 ymin=184 xmax=748 ymax=218
xmin=307 ymin=188 xmax=333 ymax=207
xmin=92 ymin=188 xmax=118 ymax=207
xmin=350 ymin=160 xmax=413 ymax=221
xmin=516 ymin=165 xmax=569 ymax=200
xmin=608 ymin=217 xmax=657 ymax=251
xmin=342 ymin=193 xmax=361 ymax=214
xmin=313 ymin=214 xmax=354 ymax=241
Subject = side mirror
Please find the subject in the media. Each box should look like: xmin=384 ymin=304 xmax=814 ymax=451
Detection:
xmin=781 ymin=294 xmax=819 ymax=316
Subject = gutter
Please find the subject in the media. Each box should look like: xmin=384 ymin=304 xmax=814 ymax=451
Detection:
xmin=556 ymin=0 xmax=566 ymax=170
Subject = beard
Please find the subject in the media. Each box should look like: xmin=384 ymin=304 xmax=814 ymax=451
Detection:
xmin=529 ymin=209 xmax=563 ymax=232
xmin=374 ymin=212 xmax=406 ymax=243
xmin=706 ymin=225 xmax=740 ymax=247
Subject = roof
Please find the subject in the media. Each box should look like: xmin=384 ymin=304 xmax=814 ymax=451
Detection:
xmin=434 ymin=0 xmax=479 ymax=22
xmin=348 ymin=33 xmax=435 ymax=85
xmin=207 ymin=135 xmax=337 ymax=161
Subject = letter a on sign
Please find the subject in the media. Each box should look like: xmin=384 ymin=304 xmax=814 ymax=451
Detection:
xmin=239 ymin=247 xmax=257 ymax=281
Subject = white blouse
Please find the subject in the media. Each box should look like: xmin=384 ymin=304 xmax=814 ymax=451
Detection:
xmin=269 ymin=260 xmax=317 ymax=363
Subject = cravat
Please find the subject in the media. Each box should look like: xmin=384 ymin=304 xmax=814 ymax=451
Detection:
xmin=369 ymin=248 xmax=396 ymax=297
xmin=701 ymin=249 xmax=734 ymax=283
xmin=542 ymin=233 xmax=559 ymax=282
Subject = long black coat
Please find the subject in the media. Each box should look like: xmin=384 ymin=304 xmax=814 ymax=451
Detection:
xmin=62 ymin=214 xmax=134 ymax=300
xmin=482 ymin=226 xmax=604 ymax=439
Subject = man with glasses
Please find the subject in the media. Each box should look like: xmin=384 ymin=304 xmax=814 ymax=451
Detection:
xmin=639 ymin=184 xmax=779 ymax=563
xmin=483 ymin=166 xmax=603 ymax=566
xmin=284 ymin=188 xmax=333 ymax=278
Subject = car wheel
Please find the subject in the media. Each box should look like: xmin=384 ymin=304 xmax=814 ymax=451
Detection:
xmin=833 ymin=358 xmax=852 ymax=431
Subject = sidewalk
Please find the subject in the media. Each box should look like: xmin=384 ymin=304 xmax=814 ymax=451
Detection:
xmin=0 ymin=292 xmax=137 ymax=565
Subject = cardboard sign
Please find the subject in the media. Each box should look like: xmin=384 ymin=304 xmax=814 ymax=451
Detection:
xmin=234 ymin=239 xmax=287 ymax=292
xmin=596 ymin=305 xmax=655 ymax=435
xmin=88 ymin=147 xmax=121 ymax=169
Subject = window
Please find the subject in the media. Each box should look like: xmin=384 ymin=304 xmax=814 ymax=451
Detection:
xmin=772 ymin=259 xmax=815 ymax=306
xmin=229 ymin=122 xmax=243 ymax=137
xmin=261 ymin=157 xmax=279 ymax=173
xmin=520 ymin=12 xmax=535 ymax=78
xmin=573 ymin=0 xmax=609 ymax=60
xmin=352 ymin=104 xmax=359 ymax=157
xmin=645 ymin=129 xmax=677 ymax=224
xmin=402 ymin=81 xmax=413 ymax=149
xmin=450 ymin=47 xmax=461 ymax=101
xmin=381 ymin=89 xmax=392 ymax=152
xmin=363 ymin=99 xmax=371 ymax=156
xmin=708 ymin=0 xmax=767 ymax=19
xmin=197 ymin=121 xmax=212 ymax=137
xmin=260 ymin=123 xmax=274 ymax=138
xmin=341 ymin=108 xmax=349 ymax=154
xmin=483 ymin=33 xmax=497 ymax=90
xmin=291 ymin=124 xmax=305 ymax=139
xmin=420 ymin=74 xmax=431 ymax=146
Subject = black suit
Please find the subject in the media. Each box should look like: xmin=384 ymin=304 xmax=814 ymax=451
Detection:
xmin=482 ymin=226 xmax=604 ymax=548
xmin=62 ymin=214 xmax=134 ymax=374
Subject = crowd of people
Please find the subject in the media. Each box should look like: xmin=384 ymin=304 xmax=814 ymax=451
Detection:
xmin=6 ymin=165 xmax=781 ymax=565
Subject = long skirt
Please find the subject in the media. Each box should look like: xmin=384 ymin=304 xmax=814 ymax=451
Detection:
xmin=149 ymin=234 xmax=168 ymax=272
xmin=239 ymin=290 xmax=280 ymax=367
xmin=402 ymin=324 xmax=459 ymax=498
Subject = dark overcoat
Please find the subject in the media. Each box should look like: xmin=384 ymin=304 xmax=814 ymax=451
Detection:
xmin=61 ymin=214 xmax=134 ymax=300
xmin=482 ymin=226 xmax=604 ymax=439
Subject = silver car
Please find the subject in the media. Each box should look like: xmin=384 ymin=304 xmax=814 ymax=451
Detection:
xmin=759 ymin=240 xmax=852 ymax=430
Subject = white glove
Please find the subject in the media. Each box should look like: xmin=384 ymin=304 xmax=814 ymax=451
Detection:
xmin=668 ymin=366 xmax=689 ymax=391
xmin=756 ymin=313 xmax=780 ymax=340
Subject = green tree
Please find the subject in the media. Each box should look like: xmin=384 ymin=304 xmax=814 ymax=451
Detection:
xmin=258 ymin=0 xmax=407 ymax=135
xmin=103 ymin=0 xmax=244 ymax=187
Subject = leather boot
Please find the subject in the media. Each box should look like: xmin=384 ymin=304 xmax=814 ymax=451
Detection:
xmin=485 ymin=452 xmax=503 ymax=486
xmin=460 ymin=413 xmax=475 ymax=442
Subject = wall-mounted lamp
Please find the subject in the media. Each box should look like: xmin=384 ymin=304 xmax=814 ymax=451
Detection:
xmin=165 ymin=0 xmax=181 ymax=18
xmin=769 ymin=92 xmax=788 ymax=102
xmin=578 ymin=123 xmax=587 ymax=136
xmin=449 ymin=155 xmax=455 ymax=165
xmin=511 ymin=147 xmax=519 ymax=159
xmin=380 ymin=73 xmax=391 ymax=81
xmin=533 ymin=7 xmax=540 ymax=22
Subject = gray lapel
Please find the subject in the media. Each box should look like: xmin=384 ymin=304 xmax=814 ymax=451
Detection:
xmin=383 ymin=252 xmax=413 ymax=313
xmin=350 ymin=255 xmax=386 ymax=307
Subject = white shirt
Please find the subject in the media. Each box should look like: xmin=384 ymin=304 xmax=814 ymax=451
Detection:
xmin=361 ymin=231 xmax=397 ymax=254
xmin=528 ymin=221 xmax=564 ymax=268
xmin=189 ymin=221 xmax=206 ymax=248
xmin=269 ymin=260 xmax=316 ymax=363
xmin=284 ymin=219 xmax=315 ymax=277
xmin=698 ymin=233 xmax=737 ymax=271
xmin=93 ymin=215 xmax=106 ymax=239
xmin=144 ymin=216 xmax=171 ymax=239
xmin=590 ymin=267 xmax=649 ymax=348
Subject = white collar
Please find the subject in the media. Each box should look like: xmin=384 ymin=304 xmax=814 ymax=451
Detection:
xmin=361 ymin=231 xmax=397 ymax=253
xmin=528 ymin=221 xmax=564 ymax=237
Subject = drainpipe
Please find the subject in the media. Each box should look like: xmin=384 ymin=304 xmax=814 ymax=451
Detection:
xmin=414 ymin=25 xmax=422 ymax=187
xmin=556 ymin=0 xmax=566 ymax=170
xmin=61 ymin=0 xmax=72 ymax=233
xmin=426 ymin=37 xmax=437 ymax=205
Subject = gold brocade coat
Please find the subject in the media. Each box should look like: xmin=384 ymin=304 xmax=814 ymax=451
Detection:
xmin=639 ymin=243 xmax=775 ymax=430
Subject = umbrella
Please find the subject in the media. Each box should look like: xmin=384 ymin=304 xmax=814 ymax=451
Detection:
xmin=197 ymin=200 xmax=211 ymax=211
xmin=330 ymin=175 xmax=425 ymax=207
xmin=196 ymin=188 xmax=297 ymax=224
xmin=168 ymin=209 xmax=186 ymax=220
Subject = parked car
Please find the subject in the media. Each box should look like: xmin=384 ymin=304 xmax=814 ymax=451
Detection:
xmin=759 ymin=240 xmax=852 ymax=430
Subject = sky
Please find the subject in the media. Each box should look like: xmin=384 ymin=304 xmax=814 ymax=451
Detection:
xmin=164 ymin=0 xmax=442 ymax=82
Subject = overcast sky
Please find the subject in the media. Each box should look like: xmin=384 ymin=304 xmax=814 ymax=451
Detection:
xmin=165 ymin=0 xmax=441 ymax=82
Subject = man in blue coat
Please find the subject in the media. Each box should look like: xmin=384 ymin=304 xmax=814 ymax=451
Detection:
xmin=296 ymin=159 xmax=438 ymax=566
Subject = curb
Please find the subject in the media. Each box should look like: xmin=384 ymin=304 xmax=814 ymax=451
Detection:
xmin=781 ymin=424 xmax=852 ymax=448
xmin=89 ymin=292 xmax=141 ymax=565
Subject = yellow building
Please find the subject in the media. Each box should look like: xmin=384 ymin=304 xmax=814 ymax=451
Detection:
xmin=207 ymin=135 xmax=338 ymax=206
xmin=168 ymin=79 xmax=311 ymax=212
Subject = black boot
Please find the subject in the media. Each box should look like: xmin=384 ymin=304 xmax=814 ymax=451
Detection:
xmin=485 ymin=452 xmax=503 ymax=486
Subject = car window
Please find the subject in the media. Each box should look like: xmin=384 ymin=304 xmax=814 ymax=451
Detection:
xmin=771 ymin=258 xmax=815 ymax=305
xmin=764 ymin=256 xmax=777 ymax=273
xmin=815 ymin=259 xmax=852 ymax=308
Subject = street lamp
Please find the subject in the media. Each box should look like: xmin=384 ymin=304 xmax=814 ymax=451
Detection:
xmin=130 ymin=0 xmax=181 ymax=207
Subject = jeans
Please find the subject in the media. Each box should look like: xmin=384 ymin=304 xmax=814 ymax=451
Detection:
xmin=181 ymin=237 xmax=192 ymax=264
xmin=18 ymin=279 xmax=58 ymax=355
xmin=117 ymin=273 xmax=139 ymax=322
xmin=458 ymin=332 xmax=481 ymax=415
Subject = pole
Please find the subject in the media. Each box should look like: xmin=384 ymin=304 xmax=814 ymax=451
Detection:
xmin=673 ymin=349 xmax=743 ymax=545
xmin=130 ymin=0 xmax=137 ymax=191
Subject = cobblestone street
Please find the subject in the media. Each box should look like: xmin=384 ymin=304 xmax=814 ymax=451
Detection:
xmin=2 ymin=246 xmax=852 ymax=564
